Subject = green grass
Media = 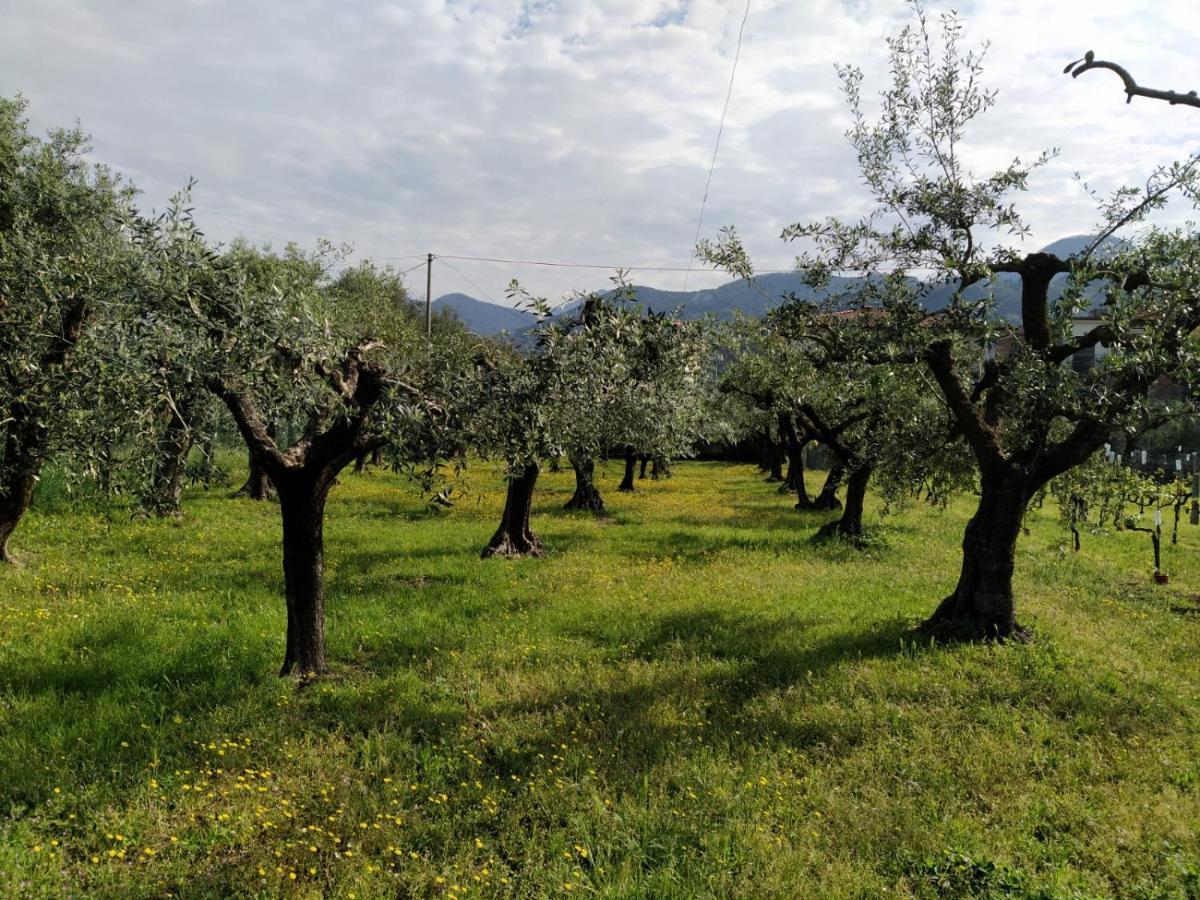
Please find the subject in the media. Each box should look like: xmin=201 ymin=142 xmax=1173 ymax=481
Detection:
xmin=2 ymin=459 xmax=1199 ymax=898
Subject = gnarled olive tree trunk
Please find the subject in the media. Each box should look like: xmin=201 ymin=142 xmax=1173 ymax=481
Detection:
xmin=143 ymin=399 xmax=194 ymax=517
xmin=923 ymin=473 xmax=1033 ymax=640
xmin=210 ymin=344 xmax=387 ymax=678
xmin=234 ymin=422 xmax=277 ymax=500
xmin=565 ymin=455 xmax=605 ymax=514
xmin=0 ymin=416 xmax=42 ymax=564
xmin=764 ymin=441 xmax=784 ymax=483
xmin=812 ymin=464 xmax=843 ymax=511
xmin=779 ymin=414 xmax=813 ymax=508
xmin=484 ymin=462 xmax=542 ymax=558
xmin=235 ymin=452 xmax=275 ymax=500
xmin=0 ymin=300 xmax=92 ymax=563
xmin=353 ymin=444 xmax=385 ymax=473
xmin=815 ymin=464 xmax=872 ymax=540
xmin=618 ymin=452 xmax=637 ymax=492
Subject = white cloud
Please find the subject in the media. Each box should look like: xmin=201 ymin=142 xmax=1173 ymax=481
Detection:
xmin=2 ymin=0 xmax=1198 ymax=305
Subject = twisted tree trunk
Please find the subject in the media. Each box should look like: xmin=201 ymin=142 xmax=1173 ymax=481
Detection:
xmin=565 ymin=455 xmax=605 ymax=514
xmin=0 ymin=413 xmax=45 ymax=564
xmin=484 ymin=463 xmax=542 ymax=557
xmin=144 ymin=399 xmax=194 ymax=517
xmin=618 ymin=452 xmax=637 ymax=492
xmin=0 ymin=300 xmax=91 ymax=563
xmin=638 ymin=455 xmax=649 ymax=479
xmin=780 ymin=414 xmax=813 ymax=508
xmin=352 ymin=444 xmax=383 ymax=474
xmin=812 ymin=464 xmax=844 ymax=511
xmin=815 ymin=464 xmax=872 ymax=540
xmin=235 ymin=450 xmax=275 ymax=500
xmin=210 ymin=343 xmax=389 ymax=678
xmin=923 ymin=474 xmax=1032 ymax=640
xmin=764 ymin=442 xmax=785 ymax=483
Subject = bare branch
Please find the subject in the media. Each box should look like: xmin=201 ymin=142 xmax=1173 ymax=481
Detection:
xmin=1066 ymin=53 xmax=1200 ymax=109
xmin=205 ymin=377 xmax=288 ymax=471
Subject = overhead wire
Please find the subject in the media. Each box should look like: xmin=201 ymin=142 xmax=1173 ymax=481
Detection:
xmin=433 ymin=252 xmax=796 ymax=275
xmin=396 ymin=260 xmax=428 ymax=277
xmin=436 ymin=258 xmax=503 ymax=305
xmin=435 ymin=253 xmax=706 ymax=273
xmin=683 ymin=0 xmax=751 ymax=291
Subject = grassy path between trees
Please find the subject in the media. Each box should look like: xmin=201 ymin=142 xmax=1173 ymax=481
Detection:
xmin=2 ymin=461 xmax=1199 ymax=897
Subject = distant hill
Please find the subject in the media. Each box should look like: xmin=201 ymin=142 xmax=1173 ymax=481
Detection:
xmin=443 ymin=236 xmax=1116 ymax=335
xmin=432 ymin=293 xmax=536 ymax=334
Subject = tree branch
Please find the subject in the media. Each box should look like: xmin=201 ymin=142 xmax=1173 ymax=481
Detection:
xmin=922 ymin=339 xmax=1003 ymax=469
xmin=1066 ymin=53 xmax=1200 ymax=109
xmin=206 ymin=377 xmax=289 ymax=472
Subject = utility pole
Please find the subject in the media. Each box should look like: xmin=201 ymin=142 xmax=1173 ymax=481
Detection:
xmin=424 ymin=252 xmax=433 ymax=337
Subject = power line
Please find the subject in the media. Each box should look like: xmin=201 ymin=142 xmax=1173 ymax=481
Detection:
xmin=436 ymin=253 xmax=707 ymax=272
xmin=434 ymin=252 xmax=796 ymax=274
xmin=396 ymin=260 xmax=428 ymax=277
xmin=437 ymin=258 xmax=503 ymax=305
xmin=684 ymin=0 xmax=751 ymax=291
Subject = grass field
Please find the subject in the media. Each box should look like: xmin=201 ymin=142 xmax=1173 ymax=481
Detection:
xmin=1 ymin=459 xmax=1199 ymax=898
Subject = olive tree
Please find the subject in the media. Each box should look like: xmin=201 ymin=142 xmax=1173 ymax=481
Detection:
xmin=703 ymin=4 xmax=1200 ymax=637
xmin=605 ymin=305 xmax=715 ymax=496
xmin=0 ymin=96 xmax=135 ymax=561
xmin=771 ymin=291 xmax=967 ymax=542
xmin=717 ymin=319 xmax=823 ymax=509
xmin=473 ymin=283 xmax=712 ymax=554
xmin=132 ymin=197 xmax=459 ymax=676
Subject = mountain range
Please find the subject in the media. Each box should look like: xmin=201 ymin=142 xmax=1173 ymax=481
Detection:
xmin=432 ymin=235 xmax=1106 ymax=336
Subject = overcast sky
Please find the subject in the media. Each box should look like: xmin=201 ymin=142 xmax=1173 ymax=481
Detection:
xmin=3 ymin=0 xmax=1199 ymax=306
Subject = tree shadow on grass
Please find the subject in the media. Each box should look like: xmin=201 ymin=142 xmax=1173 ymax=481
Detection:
xmin=0 ymin=608 xmax=464 ymax=810
xmin=612 ymin=528 xmax=817 ymax=563
xmin=474 ymin=611 xmax=916 ymax=781
xmin=475 ymin=606 xmax=1187 ymax=790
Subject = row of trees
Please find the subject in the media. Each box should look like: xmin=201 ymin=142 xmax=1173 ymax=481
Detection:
xmin=703 ymin=4 xmax=1200 ymax=638
xmin=0 ymin=99 xmax=714 ymax=674
xmin=4 ymin=3 xmax=1200 ymax=674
